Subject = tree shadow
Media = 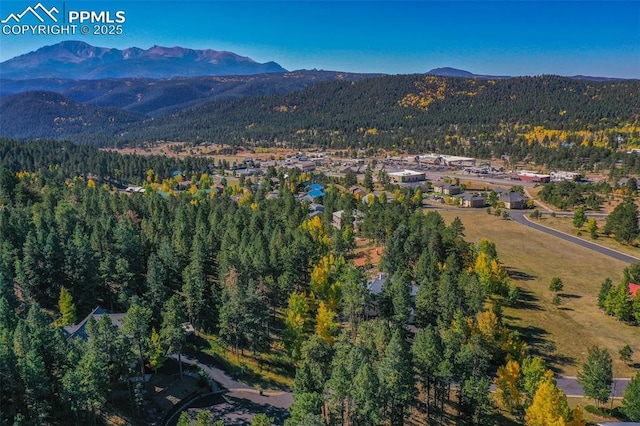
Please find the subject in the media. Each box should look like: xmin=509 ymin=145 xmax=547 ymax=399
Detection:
xmin=545 ymin=353 xmax=577 ymax=374
xmin=505 ymin=267 xmax=537 ymax=282
xmin=558 ymin=307 xmax=574 ymax=311
xmin=511 ymin=288 xmax=543 ymax=311
xmin=559 ymin=293 xmax=582 ymax=299
xmin=511 ymin=325 xmax=550 ymax=351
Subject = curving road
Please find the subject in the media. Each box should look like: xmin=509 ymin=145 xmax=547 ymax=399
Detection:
xmin=509 ymin=211 xmax=640 ymax=264
xmin=556 ymin=377 xmax=631 ymax=398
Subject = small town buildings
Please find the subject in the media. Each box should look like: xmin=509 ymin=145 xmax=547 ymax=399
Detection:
xmin=308 ymin=203 xmax=325 ymax=214
xmin=307 ymin=189 xmax=325 ymax=199
xmin=296 ymin=162 xmax=316 ymax=173
xmin=551 ymin=171 xmax=581 ymax=182
xmin=517 ymin=170 xmax=551 ymax=183
xmin=388 ymin=169 xmax=426 ymax=183
xmin=433 ymin=183 xmax=461 ymax=195
xmin=125 ymin=186 xmax=145 ymax=193
xmin=460 ymin=192 xmax=486 ymax=208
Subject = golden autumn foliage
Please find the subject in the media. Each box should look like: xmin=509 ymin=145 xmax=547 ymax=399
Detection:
xmin=309 ymin=254 xmax=344 ymax=311
xmin=474 ymin=250 xmax=509 ymax=295
xmin=494 ymin=359 xmax=525 ymax=415
xmin=237 ymin=189 xmax=254 ymax=206
xmin=315 ymin=301 xmax=338 ymax=344
xmin=301 ymin=216 xmax=331 ymax=251
xmin=284 ymin=292 xmax=309 ymax=359
xmin=525 ymin=370 xmax=585 ymax=426
xmin=398 ymin=77 xmax=448 ymax=111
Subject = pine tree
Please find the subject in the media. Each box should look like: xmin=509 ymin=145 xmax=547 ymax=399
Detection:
xmin=597 ymin=278 xmax=613 ymax=309
xmin=604 ymin=198 xmax=640 ymax=244
xmin=622 ymin=371 xmax=640 ymax=421
xmin=160 ymin=295 xmax=186 ymax=378
xmin=577 ymin=346 xmax=613 ymax=407
xmin=412 ymin=325 xmax=443 ymax=420
xmin=123 ymin=303 xmax=152 ymax=378
xmin=549 ymin=277 xmax=564 ymax=293
xmin=377 ymin=328 xmax=413 ymax=426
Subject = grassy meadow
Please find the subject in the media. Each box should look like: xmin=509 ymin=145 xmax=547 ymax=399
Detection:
xmin=436 ymin=208 xmax=640 ymax=378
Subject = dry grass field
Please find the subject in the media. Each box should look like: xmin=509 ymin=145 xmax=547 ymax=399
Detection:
xmin=435 ymin=208 xmax=640 ymax=377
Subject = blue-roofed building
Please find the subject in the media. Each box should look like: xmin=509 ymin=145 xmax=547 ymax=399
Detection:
xmin=307 ymin=188 xmax=325 ymax=199
xmin=172 ymin=170 xmax=184 ymax=177
xmin=307 ymin=183 xmax=324 ymax=192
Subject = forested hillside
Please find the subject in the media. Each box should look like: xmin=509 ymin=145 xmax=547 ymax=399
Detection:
xmin=139 ymin=74 xmax=640 ymax=148
xmin=2 ymin=75 xmax=639 ymax=172
xmin=0 ymin=138 xmax=210 ymax=184
xmin=0 ymin=92 xmax=143 ymax=144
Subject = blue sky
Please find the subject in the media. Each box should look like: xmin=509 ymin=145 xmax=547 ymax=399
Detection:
xmin=1 ymin=1 xmax=639 ymax=78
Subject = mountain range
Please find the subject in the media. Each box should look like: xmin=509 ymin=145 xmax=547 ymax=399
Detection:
xmin=1 ymin=41 xmax=638 ymax=151
xmin=0 ymin=41 xmax=287 ymax=79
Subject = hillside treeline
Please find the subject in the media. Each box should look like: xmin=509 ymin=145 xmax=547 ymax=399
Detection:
xmin=2 ymin=75 xmax=639 ymax=172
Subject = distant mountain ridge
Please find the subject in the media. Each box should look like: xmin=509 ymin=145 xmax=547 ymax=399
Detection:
xmin=0 ymin=41 xmax=288 ymax=79
xmin=426 ymin=67 xmax=629 ymax=82
xmin=427 ymin=67 xmax=510 ymax=79
xmin=0 ymin=70 xmax=381 ymax=116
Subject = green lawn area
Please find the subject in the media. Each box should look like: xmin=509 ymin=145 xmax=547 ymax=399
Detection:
xmin=434 ymin=207 xmax=640 ymax=377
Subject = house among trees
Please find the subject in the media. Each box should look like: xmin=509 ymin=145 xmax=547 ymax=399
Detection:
xmin=63 ymin=306 xmax=125 ymax=341
xmin=332 ymin=209 xmax=364 ymax=231
xmin=365 ymin=273 xmax=419 ymax=322
xmin=349 ymin=186 xmax=367 ymax=197
xmin=629 ymin=283 xmax=640 ymax=298
xmin=499 ymin=190 xmax=529 ymax=209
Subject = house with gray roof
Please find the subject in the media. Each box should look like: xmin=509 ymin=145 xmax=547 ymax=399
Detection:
xmin=460 ymin=192 xmax=486 ymax=208
xmin=63 ymin=306 xmax=125 ymax=341
xmin=499 ymin=190 xmax=528 ymax=209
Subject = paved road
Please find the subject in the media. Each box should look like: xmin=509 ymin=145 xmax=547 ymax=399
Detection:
xmin=509 ymin=211 xmax=640 ymax=264
xmin=174 ymin=353 xmax=293 ymax=408
xmin=556 ymin=377 xmax=631 ymax=398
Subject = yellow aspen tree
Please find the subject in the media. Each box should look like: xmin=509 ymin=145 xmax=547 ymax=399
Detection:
xmin=284 ymin=292 xmax=309 ymax=360
xmin=525 ymin=371 xmax=572 ymax=426
xmin=56 ymin=286 xmax=77 ymax=326
xmin=494 ymin=359 xmax=525 ymax=415
xmin=315 ymin=301 xmax=338 ymax=344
